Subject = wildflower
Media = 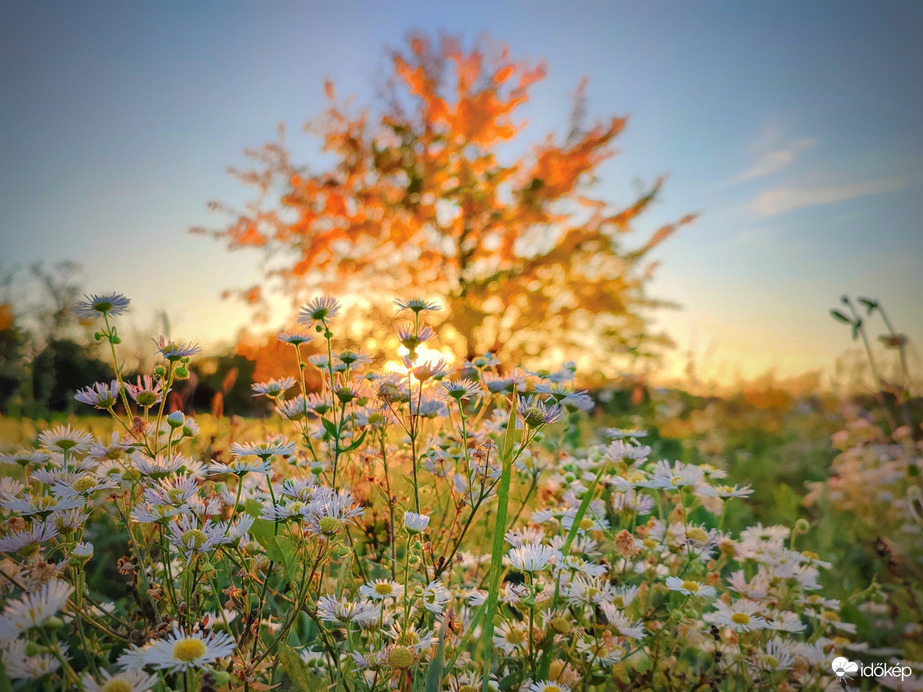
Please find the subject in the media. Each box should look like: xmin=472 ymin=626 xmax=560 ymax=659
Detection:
xmin=440 ymin=378 xmax=485 ymax=402
xmin=123 ymin=627 xmax=235 ymax=673
xmin=0 ymin=579 xmax=73 ymax=641
xmin=493 ymin=621 xmax=528 ymax=653
xmin=405 ymin=356 xmax=451 ymax=382
xmin=72 ymin=542 xmax=94 ymax=561
xmin=393 ymin=298 xmax=440 ymax=314
xmin=666 ymin=576 xmax=717 ymax=598
xmin=397 ymin=323 xmax=436 ymax=351
xmin=81 ymin=669 xmax=159 ymax=692
xmin=155 ymin=336 xmax=201 ymax=361
xmin=278 ymin=330 xmax=314 ymax=345
xmin=1 ymin=493 xmax=83 ymax=516
xmin=209 ymin=457 xmax=273 ymax=477
xmin=303 ymin=489 xmax=364 ymax=537
xmin=252 ymin=377 xmax=296 ymax=397
xmin=422 ymin=581 xmax=451 ymax=614
xmin=74 ymin=293 xmax=131 ymax=320
xmin=0 ymin=449 xmax=50 ymax=467
xmin=298 ymin=296 xmax=341 ymax=325
xmin=530 ymin=682 xmax=571 ymax=692
xmin=166 ymin=516 xmax=230 ymax=561
xmin=125 ymin=375 xmax=163 ymax=407
xmin=699 ymin=483 xmax=754 ymax=499
xmin=706 ymin=599 xmax=767 ymax=632
xmin=52 ymin=474 xmax=118 ymax=499
xmin=644 ymin=460 xmax=706 ymax=489
xmin=230 ymin=440 xmax=297 ymax=460
xmin=600 ymin=605 xmax=645 ymax=639
xmin=316 ymin=596 xmax=377 ymax=626
xmin=533 ymin=382 xmax=594 ymax=410
xmin=336 ymin=349 xmax=373 ymax=367
xmin=2 ymin=638 xmax=68 ymax=680
xmin=359 ymin=579 xmax=404 ymax=601
xmin=74 ymin=380 xmax=122 ymax=409
xmin=516 ymin=395 xmax=563 ymax=427
xmin=506 ymin=544 xmax=554 ymax=572
xmin=132 ymin=453 xmax=187 ymax=477
xmin=751 ymin=637 xmax=794 ymax=672
xmin=403 ymin=511 xmax=430 ymax=534
xmin=37 ymin=425 xmax=94 ymax=455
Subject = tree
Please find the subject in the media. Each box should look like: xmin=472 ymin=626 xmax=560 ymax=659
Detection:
xmin=197 ymin=33 xmax=695 ymax=372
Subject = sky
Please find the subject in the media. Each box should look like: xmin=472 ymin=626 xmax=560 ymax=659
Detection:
xmin=1 ymin=1 xmax=922 ymax=387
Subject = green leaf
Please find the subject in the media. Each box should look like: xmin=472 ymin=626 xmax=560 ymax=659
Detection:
xmin=852 ymin=319 xmax=862 ymax=341
xmin=278 ymin=642 xmax=327 ymax=692
xmin=424 ymin=610 xmax=449 ymax=692
xmin=321 ymin=417 xmax=339 ymax=438
xmin=829 ymin=309 xmax=852 ymax=324
xmin=482 ymin=399 xmax=519 ymax=692
xmin=343 ymin=429 xmax=369 ymax=452
xmin=272 ymin=535 xmax=301 ymax=584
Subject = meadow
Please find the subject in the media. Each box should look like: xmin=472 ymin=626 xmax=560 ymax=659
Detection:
xmin=0 ymin=293 xmax=919 ymax=692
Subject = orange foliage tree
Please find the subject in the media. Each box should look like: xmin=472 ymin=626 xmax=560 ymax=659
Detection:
xmin=196 ymin=33 xmax=695 ymax=371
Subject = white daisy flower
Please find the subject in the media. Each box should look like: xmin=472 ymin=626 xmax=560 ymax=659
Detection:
xmin=530 ymin=681 xmax=571 ymax=692
xmin=705 ymin=599 xmax=767 ymax=632
xmin=74 ymin=293 xmax=131 ymax=320
xmin=298 ymin=296 xmax=341 ymax=325
xmin=123 ymin=627 xmax=235 ymax=672
xmin=2 ymin=638 xmax=68 ymax=680
xmin=0 ymin=520 xmax=58 ymax=553
xmin=0 ymin=579 xmax=73 ymax=641
xmin=506 ymin=544 xmax=554 ymax=573
xmin=316 ymin=596 xmax=377 ymax=626
xmin=665 ymin=576 xmax=717 ymax=598
xmin=251 ymin=377 xmax=296 ymax=397
xmin=82 ymin=668 xmax=159 ymax=692
xmin=37 ymin=425 xmax=94 ymax=455
xmin=74 ymin=380 xmax=122 ymax=409
xmin=359 ymin=579 xmax=404 ymax=601
xmin=403 ymin=511 xmax=430 ymax=534
xmin=421 ymin=581 xmax=451 ymax=614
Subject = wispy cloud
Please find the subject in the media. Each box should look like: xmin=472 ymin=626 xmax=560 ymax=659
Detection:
xmin=723 ymin=126 xmax=816 ymax=187
xmin=750 ymin=176 xmax=909 ymax=217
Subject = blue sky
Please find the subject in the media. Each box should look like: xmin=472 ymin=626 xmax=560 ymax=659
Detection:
xmin=2 ymin=1 xmax=921 ymax=385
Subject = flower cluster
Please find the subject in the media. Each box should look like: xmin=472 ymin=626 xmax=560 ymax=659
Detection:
xmin=0 ymin=293 xmax=873 ymax=690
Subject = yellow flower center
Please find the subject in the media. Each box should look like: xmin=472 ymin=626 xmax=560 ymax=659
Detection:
xmin=37 ymin=496 xmax=58 ymax=510
xmin=72 ymin=476 xmax=97 ymax=493
xmin=388 ymin=645 xmax=415 ymax=668
xmin=731 ymin=613 xmax=751 ymax=625
xmin=822 ymin=610 xmax=840 ymax=622
xmin=579 ymin=518 xmax=595 ymax=530
xmin=686 ymin=527 xmax=708 ymax=543
xmin=319 ymin=517 xmax=343 ymax=536
xmin=458 ymin=686 xmax=478 ymax=692
xmin=172 ymin=637 xmax=207 ymax=662
xmin=759 ymin=655 xmax=779 ymax=669
xmin=374 ymin=583 xmax=394 ymax=596
xmin=101 ymin=679 xmax=134 ymax=692
xmin=505 ymin=628 xmax=525 ymax=645
xmin=550 ymin=616 xmax=572 ymax=635
xmin=681 ymin=580 xmax=700 ymax=593
xmin=542 ymin=686 xmax=562 ymax=692
xmin=398 ymin=630 xmax=420 ymax=646
xmin=181 ymin=529 xmax=207 ymax=550
xmin=167 ymin=488 xmax=186 ymax=505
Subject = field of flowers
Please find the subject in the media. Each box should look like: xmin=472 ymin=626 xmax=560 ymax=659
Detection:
xmin=0 ymin=293 xmax=920 ymax=691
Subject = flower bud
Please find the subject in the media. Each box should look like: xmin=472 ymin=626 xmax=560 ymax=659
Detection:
xmin=167 ymin=411 xmax=185 ymax=429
